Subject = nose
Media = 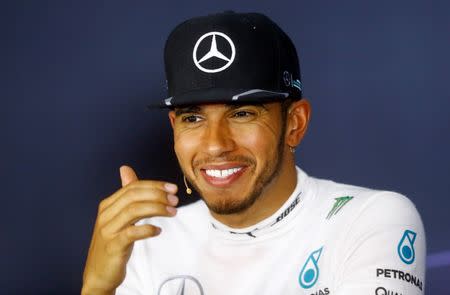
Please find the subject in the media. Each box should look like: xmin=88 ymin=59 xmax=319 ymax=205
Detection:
xmin=201 ymin=119 xmax=235 ymax=157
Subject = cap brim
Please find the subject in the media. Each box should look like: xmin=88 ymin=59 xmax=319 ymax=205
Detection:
xmin=146 ymin=88 xmax=291 ymax=109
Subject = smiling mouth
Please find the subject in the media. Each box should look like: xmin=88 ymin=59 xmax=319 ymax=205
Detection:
xmin=204 ymin=167 xmax=243 ymax=178
xmin=199 ymin=165 xmax=248 ymax=187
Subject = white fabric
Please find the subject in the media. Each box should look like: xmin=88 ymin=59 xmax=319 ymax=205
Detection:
xmin=116 ymin=167 xmax=426 ymax=295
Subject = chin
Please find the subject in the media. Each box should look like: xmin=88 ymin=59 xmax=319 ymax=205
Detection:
xmin=200 ymin=187 xmax=260 ymax=215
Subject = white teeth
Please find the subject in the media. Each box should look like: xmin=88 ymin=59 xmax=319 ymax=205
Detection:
xmin=205 ymin=167 xmax=242 ymax=178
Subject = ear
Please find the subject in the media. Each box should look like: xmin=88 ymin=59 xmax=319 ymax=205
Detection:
xmin=285 ymin=98 xmax=311 ymax=147
xmin=168 ymin=110 xmax=176 ymax=129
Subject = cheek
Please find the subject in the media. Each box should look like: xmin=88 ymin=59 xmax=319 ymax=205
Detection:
xmin=233 ymin=124 xmax=279 ymax=158
xmin=174 ymin=130 xmax=203 ymax=169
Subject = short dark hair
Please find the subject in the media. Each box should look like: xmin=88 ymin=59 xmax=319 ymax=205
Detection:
xmin=281 ymin=97 xmax=302 ymax=124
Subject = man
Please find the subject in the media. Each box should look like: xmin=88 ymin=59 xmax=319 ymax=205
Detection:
xmin=81 ymin=11 xmax=425 ymax=295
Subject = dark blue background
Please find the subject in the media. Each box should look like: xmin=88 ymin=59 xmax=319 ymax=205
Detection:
xmin=2 ymin=1 xmax=449 ymax=294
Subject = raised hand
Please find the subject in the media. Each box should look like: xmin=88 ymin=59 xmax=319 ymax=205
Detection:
xmin=81 ymin=165 xmax=178 ymax=295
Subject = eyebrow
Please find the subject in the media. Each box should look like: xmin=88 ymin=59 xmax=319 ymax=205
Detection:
xmin=174 ymin=106 xmax=202 ymax=116
xmin=174 ymin=103 xmax=268 ymax=116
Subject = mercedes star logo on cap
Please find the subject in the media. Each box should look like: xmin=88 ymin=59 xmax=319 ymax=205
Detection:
xmin=192 ymin=31 xmax=236 ymax=73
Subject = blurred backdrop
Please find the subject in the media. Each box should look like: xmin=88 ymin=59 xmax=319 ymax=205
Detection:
xmin=2 ymin=0 xmax=449 ymax=294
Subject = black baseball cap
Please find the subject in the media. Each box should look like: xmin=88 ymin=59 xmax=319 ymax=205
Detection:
xmin=148 ymin=11 xmax=303 ymax=109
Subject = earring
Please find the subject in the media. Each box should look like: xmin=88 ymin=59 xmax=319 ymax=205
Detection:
xmin=289 ymin=146 xmax=296 ymax=153
xmin=183 ymin=175 xmax=192 ymax=195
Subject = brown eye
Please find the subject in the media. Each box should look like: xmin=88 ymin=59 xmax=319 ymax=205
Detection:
xmin=182 ymin=115 xmax=202 ymax=123
xmin=233 ymin=111 xmax=254 ymax=118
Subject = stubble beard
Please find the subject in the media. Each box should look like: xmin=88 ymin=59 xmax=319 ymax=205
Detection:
xmin=181 ymin=127 xmax=286 ymax=215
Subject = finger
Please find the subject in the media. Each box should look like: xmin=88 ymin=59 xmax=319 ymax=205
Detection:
xmin=102 ymin=201 xmax=176 ymax=235
xmin=120 ymin=165 xmax=138 ymax=187
xmin=108 ymin=224 xmax=161 ymax=254
xmin=99 ymin=187 xmax=179 ymax=225
xmin=99 ymin=180 xmax=178 ymax=213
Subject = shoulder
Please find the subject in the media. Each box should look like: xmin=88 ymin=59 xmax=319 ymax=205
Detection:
xmin=304 ymin=176 xmax=426 ymax=292
xmin=307 ymin=175 xmax=423 ymax=227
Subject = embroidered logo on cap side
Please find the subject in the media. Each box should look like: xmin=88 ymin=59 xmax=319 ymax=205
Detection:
xmin=282 ymin=70 xmax=302 ymax=91
xmin=283 ymin=70 xmax=292 ymax=86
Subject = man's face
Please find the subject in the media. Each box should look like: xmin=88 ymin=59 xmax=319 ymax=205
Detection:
xmin=169 ymin=102 xmax=288 ymax=215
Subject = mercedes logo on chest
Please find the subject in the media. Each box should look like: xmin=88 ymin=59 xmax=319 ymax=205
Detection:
xmin=157 ymin=275 xmax=204 ymax=295
xmin=192 ymin=31 xmax=236 ymax=73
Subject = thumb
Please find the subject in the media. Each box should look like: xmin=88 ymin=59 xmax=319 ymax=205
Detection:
xmin=119 ymin=165 xmax=139 ymax=187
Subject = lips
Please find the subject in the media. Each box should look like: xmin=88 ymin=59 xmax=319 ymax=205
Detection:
xmin=199 ymin=163 xmax=248 ymax=188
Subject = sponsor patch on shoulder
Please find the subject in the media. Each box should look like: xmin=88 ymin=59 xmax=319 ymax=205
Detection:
xmin=326 ymin=196 xmax=353 ymax=219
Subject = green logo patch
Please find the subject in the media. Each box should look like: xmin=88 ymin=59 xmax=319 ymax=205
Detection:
xmin=326 ymin=196 xmax=353 ymax=219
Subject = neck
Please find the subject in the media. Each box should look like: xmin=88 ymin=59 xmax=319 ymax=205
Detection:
xmin=210 ymin=160 xmax=298 ymax=228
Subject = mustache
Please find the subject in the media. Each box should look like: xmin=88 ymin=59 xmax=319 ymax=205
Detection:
xmin=193 ymin=155 xmax=255 ymax=168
